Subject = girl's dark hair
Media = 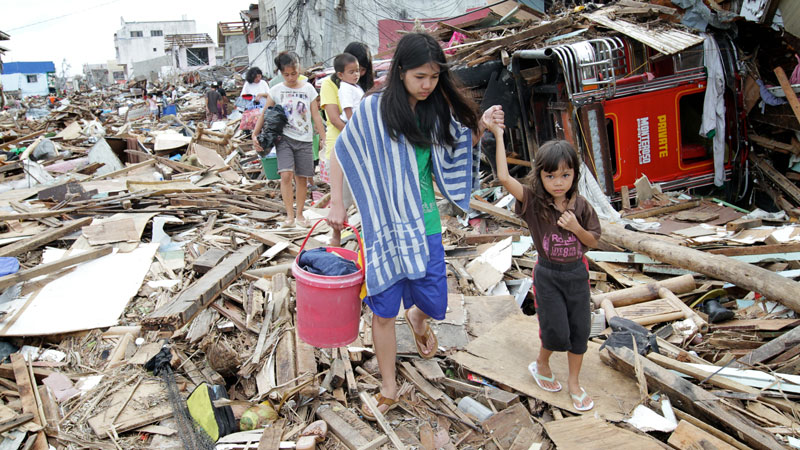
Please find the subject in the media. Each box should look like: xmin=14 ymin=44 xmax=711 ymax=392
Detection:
xmin=332 ymin=53 xmax=358 ymax=86
xmin=245 ymin=67 xmax=263 ymax=83
xmin=379 ymin=32 xmax=479 ymax=149
xmin=343 ymin=42 xmax=374 ymax=91
xmin=529 ymin=140 xmax=581 ymax=221
xmin=274 ymin=51 xmax=300 ymax=72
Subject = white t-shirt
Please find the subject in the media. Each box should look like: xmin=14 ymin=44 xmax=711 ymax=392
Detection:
xmin=241 ymin=80 xmax=270 ymax=106
xmin=268 ymin=81 xmax=319 ymax=142
xmin=338 ymin=81 xmax=364 ymax=123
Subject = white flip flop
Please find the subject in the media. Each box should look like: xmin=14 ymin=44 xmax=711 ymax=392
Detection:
xmin=528 ymin=362 xmax=562 ymax=392
xmin=570 ymin=387 xmax=594 ymax=411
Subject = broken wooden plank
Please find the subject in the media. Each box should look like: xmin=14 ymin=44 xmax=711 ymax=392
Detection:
xmin=192 ymin=248 xmax=229 ymax=274
xmin=0 ymin=413 xmax=33 ymax=434
xmin=775 ymin=66 xmax=800 ymax=127
xmin=602 ymin=346 xmax=783 ymax=450
xmin=316 ymin=401 xmax=386 ymax=450
xmin=668 ymin=419 xmax=738 ymax=450
xmin=257 ymin=418 xmax=286 ymax=450
xmin=0 ymin=246 xmax=112 ymax=292
xmin=468 ymin=198 xmax=526 ymax=227
xmin=10 ymin=354 xmax=47 ymax=450
xmin=437 ymin=377 xmax=519 ymax=409
xmin=0 ymin=217 xmax=92 ymax=258
xmin=751 ymin=153 xmax=800 ymax=205
xmin=726 ymin=217 xmax=762 ymax=232
xmin=732 ymin=324 xmax=800 ymax=369
xmin=622 ymin=200 xmax=700 ymax=219
xmin=143 ymin=244 xmax=264 ymax=330
xmin=544 ymin=415 xmax=665 ymax=449
xmin=647 ymin=352 xmax=796 ymax=415
xmin=359 ymin=392 xmax=406 ymax=450
xmin=295 ymin=326 xmax=317 ymax=397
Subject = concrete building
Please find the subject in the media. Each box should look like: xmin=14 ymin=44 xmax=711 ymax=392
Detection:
xmin=218 ymin=21 xmax=249 ymax=62
xmin=1 ymin=61 xmax=56 ymax=97
xmin=255 ymin=0 xmax=486 ymax=72
xmin=114 ymin=17 xmax=196 ymax=76
xmin=83 ymin=60 xmax=128 ymax=87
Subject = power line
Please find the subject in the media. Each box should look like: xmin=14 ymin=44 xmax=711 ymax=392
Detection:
xmin=7 ymin=0 xmax=125 ymax=32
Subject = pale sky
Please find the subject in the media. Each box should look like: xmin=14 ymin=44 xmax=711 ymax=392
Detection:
xmin=1 ymin=0 xmax=254 ymax=76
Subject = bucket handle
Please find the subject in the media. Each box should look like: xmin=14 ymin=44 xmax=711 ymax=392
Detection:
xmin=297 ymin=219 xmax=365 ymax=271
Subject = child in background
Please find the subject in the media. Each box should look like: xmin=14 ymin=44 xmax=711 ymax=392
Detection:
xmin=147 ymin=94 xmax=159 ymax=120
xmin=335 ymin=53 xmax=364 ymax=123
xmin=489 ymin=123 xmax=601 ymax=412
xmin=252 ymin=51 xmax=326 ymax=228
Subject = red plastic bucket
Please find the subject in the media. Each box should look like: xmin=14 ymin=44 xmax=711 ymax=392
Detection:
xmin=293 ymin=220 xmax=364 ymax=348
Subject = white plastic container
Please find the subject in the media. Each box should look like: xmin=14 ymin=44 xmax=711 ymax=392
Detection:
xmin=457 ymin=397 xmax=494 ymax=422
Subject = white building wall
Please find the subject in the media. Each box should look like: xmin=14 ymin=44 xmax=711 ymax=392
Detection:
xmin=114 ymin=19 xmax=197 ymax=73
xmin=259 ymin=0 xmax=485 ymax=68
xmin=0 ymin=73 xmax=49 ymax=97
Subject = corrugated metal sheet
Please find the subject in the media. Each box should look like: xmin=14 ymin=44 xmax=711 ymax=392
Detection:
xmin=583 ymin=11 xmax=704 ymax=55
xmin=779 ymin=0 xmax=800 ymax=40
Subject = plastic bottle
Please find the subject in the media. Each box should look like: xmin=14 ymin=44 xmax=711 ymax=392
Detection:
xmin=457 ymin=397 xmax=494 ymax=422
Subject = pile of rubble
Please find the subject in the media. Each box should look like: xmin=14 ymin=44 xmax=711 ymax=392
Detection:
xmin=0 ymin=1 xmax=799 ymax=450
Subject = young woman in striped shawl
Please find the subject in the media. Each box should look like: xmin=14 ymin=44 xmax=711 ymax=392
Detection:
xmin=327 ymin=32 xmax=504 ymax=420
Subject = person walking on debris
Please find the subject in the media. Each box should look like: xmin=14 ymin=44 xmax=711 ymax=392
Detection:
xmin=492 ymin=135 xmax=601 ymax=411
xmin=205 ymin=82 xmax=222 ymax=123
xmin=319 ymin=42 xmax=374 ymax=247
xmin=326 ymin=32 xmax=504 ymax=420
xmin=253 ymin=51 xmax=326 ymax=228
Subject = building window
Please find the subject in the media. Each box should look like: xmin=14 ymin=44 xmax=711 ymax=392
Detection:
xmin=113 ymin=71 xmax=125 ymax=80
xmin=153 ymin=48 xmax=157 ymax=52
xmin=187 ymin=47 xmax=209 ymax=66
xmin=130 ymin=30 xmax=143 ymax=37
xmin=151 ymin=30 xmax=163 ymax=37
xmin=26 ymin=74 xmax=38 ymax=83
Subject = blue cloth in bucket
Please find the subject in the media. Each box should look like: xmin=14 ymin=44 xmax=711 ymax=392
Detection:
xmin=298 ymin=248 xmax=358 ymax=276
xmin=0 ymin=258 xmax=19 ymax=277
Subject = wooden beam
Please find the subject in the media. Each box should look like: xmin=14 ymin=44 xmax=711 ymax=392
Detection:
xmin=10 ymin=355 xmax=48 ymax=450
xmin=192 ymin=248 xmax=229 ymax=274
xmin=731 ymin=324 xmax=800 ymax=369
xmin=359 ymin=392 xmax=406 ymax=450
xmin=748 ymin=133 xmax=800 ymax=155
xmin=0 ymin=217 xmax=92 ymax=258
xmin=315 ymin=401 xmax=386 ymax=450
xmin=668 ymin=420 xmax=739 ymax=450
xmin=0 ymin=413 xmax=33 ymax=434
xmin=469 ymin=198 xmax=526 ymax=227
xmin=707 ymin=242 xmax=800 ymax=256
xmin=0 ymin=246 xmax=112 ymax=292
xmin=143 ymin=244 xmax=264 ymax=330
xmin=603 ymin=347 xmax=782 ymax=450
xmin=774 ymin=66 xmax=800 ymax=127
xmin=600 ymin=221 xmax=800 ymax=314
xmin=647 ymin=352 xmax=796 ymax=415
xmin=622 ymin=200 xmax=700 ymax=219
xmin=751 ymin=153 xmax=800 ymax=205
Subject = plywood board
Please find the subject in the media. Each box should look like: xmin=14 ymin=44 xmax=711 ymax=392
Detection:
xmin=0 ymin=243 xmax=159 ymax=336
xmin=544 ymin=415 xmax=664 ymax=449
xmin=87 ymin=378 xmax=172 ymax=436
xmin=451 ymin=314 xmax=640 ymax=420
xmin=463 ymin=295 xmax=522 ymax=337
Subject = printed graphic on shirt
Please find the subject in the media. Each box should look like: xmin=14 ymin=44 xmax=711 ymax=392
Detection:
xmin=277 ymin=91 xmax=312 ymax=137
xmin=542 ymin=231 xmax=582 ymax=261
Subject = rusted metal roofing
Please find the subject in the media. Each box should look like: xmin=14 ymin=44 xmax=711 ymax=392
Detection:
xmin=583 ymin=10 xmax=704 ymax=55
